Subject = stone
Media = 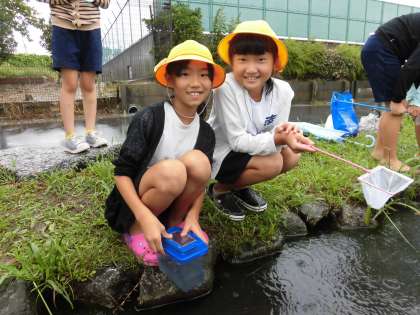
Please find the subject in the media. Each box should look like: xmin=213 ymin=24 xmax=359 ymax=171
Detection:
xmin=0 ymin=144 xmax=121 ymax=179
xmin=0 ymin=279 xmax=37 ymax=315
xmin=298 ymin=200 xmax=331 ymax=228
xmin=72 ymin=265 xmax=142 ymax=309
xmin=281 ymin=211 xmax=308 ymax=238
xmin=223 ymin=233 xmax=284 ymax=264
xmin=137 ymin=245 xmax=217 ymax=310
xmin=337 ymin=204 xmax=378 ymax=229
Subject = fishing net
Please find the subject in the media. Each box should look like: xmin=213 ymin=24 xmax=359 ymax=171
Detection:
xmin=357 ymin=166 xmax=414 ymax=210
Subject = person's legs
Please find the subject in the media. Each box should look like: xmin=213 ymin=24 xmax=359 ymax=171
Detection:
xmin=375 ymin=112 xmax=409 ymax=171
xmin=59 ymin=69 xmax=79 ymax=136
xmin=216 ymin=151 xmax=284 ymax=191
xmin=279 ymin=147 xmax=301 ymax=173
xmin=129 ymin=159 xmax=187 ymax=235
xmin=79 ymin=71 xmax=97 ymax=132
xmin=167 ymin=150 xmax=211 ymax=227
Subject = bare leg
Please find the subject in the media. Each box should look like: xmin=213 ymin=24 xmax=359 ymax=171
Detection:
xmin=376 ymin=112 xmax=409 ymax=171
xmin=129 ymin=160 xmax=187 ymax=234
xmin=167 ymin=150 xmax=211 ymax=227
xmin=59 ymin=69 xmax=79 ymax=136
xmin=215 ymin=152 xmax=283 ymax=192
xmin=79 ymin=72 xmax=97 ymax=132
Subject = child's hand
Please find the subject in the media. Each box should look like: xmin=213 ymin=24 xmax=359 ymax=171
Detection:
xmin=408 ymin=105 xmax=420 ymax=116
xmin=284 ymin=132 xmax=316 ymax=153
xmin=141 ymin=212 xmax=172 ymax=254
xmin=181 ymin=212 xmax=208 ymax=244
xmin=275 ymin=122 xmax=300 ymax=134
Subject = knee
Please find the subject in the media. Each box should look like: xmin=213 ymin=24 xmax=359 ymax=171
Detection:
xmin=181 ymin=150 xmax=211 ymax=184
xmin=282 ymin=151 xmax=300 ymax=173
xmin=62 ymin=79 xmax=78 ymax=94
xmin=154 ymin=160 xmax=187 ymax=195
xmin=261 ymin=153 xmax=284 ymax=178
xmin=80 ymin=79 xmax=95 ymax=94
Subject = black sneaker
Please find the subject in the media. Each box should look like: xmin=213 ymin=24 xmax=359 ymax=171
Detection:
xmin=207 ymin=183 xmax=245 ymax=221
xmin=233 ymin=187 xmax=267 ymax=212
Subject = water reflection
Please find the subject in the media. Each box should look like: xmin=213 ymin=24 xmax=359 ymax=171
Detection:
xmin=55 ymin=210 xmax=420 ymax=315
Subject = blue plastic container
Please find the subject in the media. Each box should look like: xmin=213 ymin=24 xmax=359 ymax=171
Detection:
xmin=162 ymin=226 xmax=208 ymax=264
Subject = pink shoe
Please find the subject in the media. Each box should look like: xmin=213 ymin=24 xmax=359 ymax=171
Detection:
xmin=123 ymin=233 xmax=158 ymax=266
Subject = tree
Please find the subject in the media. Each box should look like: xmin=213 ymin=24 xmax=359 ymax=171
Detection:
xmin=0 ymin=0 xmax=45 ymax=62
xmin=145 ymin=3 xmax=203 ymax=63
xmin=39 ymin=19 xmax=52 ymax=53
xmin=208 ymin=8 xmax=228 ymax=66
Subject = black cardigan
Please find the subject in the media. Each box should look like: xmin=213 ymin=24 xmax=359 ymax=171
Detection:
xmin=105 ymin=102 xmax=215 ymax=233
xmin=376 ymin=13 xmax=420 ymax=102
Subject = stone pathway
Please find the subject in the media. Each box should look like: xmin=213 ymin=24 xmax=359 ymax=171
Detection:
xmin=0 ymin=144 xmax=120 ymax=178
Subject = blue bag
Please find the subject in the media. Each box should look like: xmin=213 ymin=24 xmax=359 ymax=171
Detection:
xmin=330 ymin=91 xmax=359 ymax=136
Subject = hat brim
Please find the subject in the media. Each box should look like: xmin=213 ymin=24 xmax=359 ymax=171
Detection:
xmin=155 ymin=55 xmax=226 ymax=88
xmin=217 ymin=32 xmax=288 ymax=72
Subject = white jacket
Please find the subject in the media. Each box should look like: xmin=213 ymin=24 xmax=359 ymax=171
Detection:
xmin=207 ymin=72 xmax=294 ymax=178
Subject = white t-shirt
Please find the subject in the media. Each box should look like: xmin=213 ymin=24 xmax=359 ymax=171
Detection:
xmin=243 ymin=87 xmax=278 ymax=136
xmin=148 ymin=102 xmax=200 ymax=167
xmin=207 ymin=73 xmax=294 ymax=178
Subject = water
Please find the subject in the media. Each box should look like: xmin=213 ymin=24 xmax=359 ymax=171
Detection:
xmin=0 ymin=105 xmax=338 ymax=151
xmin=56 ymin=210 xmax=420 ymax=315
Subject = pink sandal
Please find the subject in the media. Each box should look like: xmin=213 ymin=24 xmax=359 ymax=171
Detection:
xmin=123 ymin=233 xmax=158 ymax=266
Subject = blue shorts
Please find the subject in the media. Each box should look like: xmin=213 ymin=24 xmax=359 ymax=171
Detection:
xmin=361 ymin=34 xmax=401 ymax=103
xmin=52 ymin=26 xmax=102 ymax=74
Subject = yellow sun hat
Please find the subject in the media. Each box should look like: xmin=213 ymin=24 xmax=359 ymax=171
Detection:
xmin=217 ymin=20 xmax=288 ymax=72
xmin=154 ymin=40 xmax=226 ymax=88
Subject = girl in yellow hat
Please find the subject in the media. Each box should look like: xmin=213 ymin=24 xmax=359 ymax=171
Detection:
xmin=105 ymin=40 xmax=225 ymax=265
xmin=207 ymin=20 xmax=315 ymax=221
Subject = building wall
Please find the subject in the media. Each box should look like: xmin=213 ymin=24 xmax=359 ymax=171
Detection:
xmin=174 ymin=0 xmax=420 ymax=43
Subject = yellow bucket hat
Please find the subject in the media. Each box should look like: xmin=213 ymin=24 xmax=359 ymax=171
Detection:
xmin=154 ymin=40 xmax=226 ymax=88
xmin=217 ymin=20 xmax=288 ymax=72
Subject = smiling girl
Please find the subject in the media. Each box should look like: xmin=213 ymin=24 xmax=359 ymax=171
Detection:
xmin=105 ymin=40 xmax=225 ymax=265
xmin=207 ymin=20 xmax=315 ymax=221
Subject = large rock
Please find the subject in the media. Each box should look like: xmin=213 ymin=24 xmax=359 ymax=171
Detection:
xmin=298 ymin=200 xmax=331 ymax=228
xmin=0 ymin=279 xmax=37 ymax=315
xmin=223 ymin=233 xmax=284 ymax=264
xmin=72 ymin=265 xmax=142 ymax=309
xmin=137 ymin=245 xmax=217 ymax=309
xmin=337 ymin=204 xmax=378 ymax=229
xmin=281 ymin=211 xmax=308 ymax=238
xmin=0 ymin=144 xmax=120 ymax=178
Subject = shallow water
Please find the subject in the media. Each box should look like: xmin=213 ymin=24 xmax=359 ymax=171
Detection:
xmin=55 ymin=210 xmax=420 ymax=315
xmin=0 ymin=105 xmax=339 ymax=150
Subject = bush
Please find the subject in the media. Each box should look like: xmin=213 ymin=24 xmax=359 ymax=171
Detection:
xmin=279 ymin=40 xmax=366 ymax=81
xmin=4 ymin=54 xmax=52 ymax=67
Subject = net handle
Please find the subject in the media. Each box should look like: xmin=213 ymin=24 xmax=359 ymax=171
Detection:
xmin=312 ymin=146 xmax=370 ymax=173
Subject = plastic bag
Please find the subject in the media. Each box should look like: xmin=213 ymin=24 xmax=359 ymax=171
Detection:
xmin=330 ymin=91 xmax=359 ymax=136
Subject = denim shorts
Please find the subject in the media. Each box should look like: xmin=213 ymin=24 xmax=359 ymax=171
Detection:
xmin=51 ymin=26 xmax=102 ymax=73
xmin=361 ymin=34 xmax=401 ymax=103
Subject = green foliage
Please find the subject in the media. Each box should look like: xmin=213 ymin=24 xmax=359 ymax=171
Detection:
xmin=208 ymin=8 xmax=229 ymax=66
xmin=0 ymin=54 xmax=56 ymax=79
xmin=280 ymin=40 xmax=365 ymax=81
xmin=0 ymin=0 xmax=46 ymax=62
xmin=145 ymin=3 xmax=203 ymax=63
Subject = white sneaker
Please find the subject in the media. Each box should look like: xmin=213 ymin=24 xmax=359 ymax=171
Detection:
xmin=85 ymin=131 xmax=108 ymax=148
xmin=63 ymin=136 xmax=90 ymax=154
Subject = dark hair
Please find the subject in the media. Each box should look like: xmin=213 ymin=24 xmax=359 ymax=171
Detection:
xmin=228 ymin=33 xmax=277 ymax=95
xmin=165 ymin=60 xmax=214 ymax=118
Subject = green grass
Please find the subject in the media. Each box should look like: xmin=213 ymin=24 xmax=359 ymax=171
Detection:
xmin=0 ymin=63 xmax=57 ymax=80
xmin=0 ymin=117 xmax=418 ymax=304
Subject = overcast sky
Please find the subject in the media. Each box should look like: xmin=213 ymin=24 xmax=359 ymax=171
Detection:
xmin=16 ymin=0 xmax=420 ymax=55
